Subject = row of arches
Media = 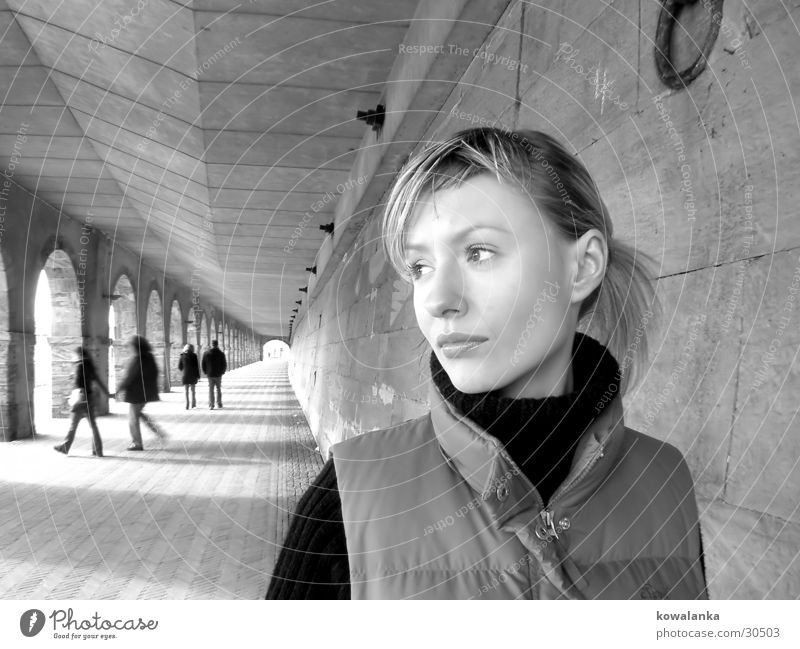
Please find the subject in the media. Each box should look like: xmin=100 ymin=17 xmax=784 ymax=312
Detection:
xmin=3 ymin=245 xmax=264 ymax=439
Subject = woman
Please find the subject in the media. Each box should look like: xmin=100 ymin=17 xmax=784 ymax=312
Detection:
xmin=178 ymin=343 xmax=200 ymax=409
xmin=268 ymin=128 xmax=706 ymax=599
xmin=117 ymin=335 xmax=166 ymax=450
xmin=54 ymin=346 xmax=111 ymax=457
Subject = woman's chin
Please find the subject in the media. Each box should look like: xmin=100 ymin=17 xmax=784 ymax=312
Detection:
xmin=445 ymin=370 xmax=507 ymax=395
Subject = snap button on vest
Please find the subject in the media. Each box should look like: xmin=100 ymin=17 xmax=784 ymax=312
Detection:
xmin=558 ymin=517 xmax=571 ymax=530
xmin=496 ymin=483 xmax=509 ymax=501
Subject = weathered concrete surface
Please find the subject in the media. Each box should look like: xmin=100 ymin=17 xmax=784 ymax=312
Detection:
xmin=726 ymin=250 xmax=800 ymax=524
xmin=622 ymin=262 xmax=740 ymax=506
xmin=700 ymin=496 xmax=800 ymax=599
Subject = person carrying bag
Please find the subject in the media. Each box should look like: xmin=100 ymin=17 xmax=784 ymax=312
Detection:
xmin=54 ymin=346 xmax=112 ymax=457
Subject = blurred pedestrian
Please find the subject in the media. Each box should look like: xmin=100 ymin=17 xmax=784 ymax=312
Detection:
xmin=178 ymin=343 xmax=200 ymax=409
xmin=54 ymin=346 xmax=112 ymax=457
xmin=201 ymin=339 xmax=227 ymax=410
xmin=117 ymin=335 xmax=167 ymax=450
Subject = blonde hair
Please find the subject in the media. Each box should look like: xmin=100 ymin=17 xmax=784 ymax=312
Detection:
xmin=382 ymin=127 xmax=657 ymax=391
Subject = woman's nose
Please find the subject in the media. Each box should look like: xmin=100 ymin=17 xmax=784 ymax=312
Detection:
xmin=422 ymin=260 xmax=466 ymax=318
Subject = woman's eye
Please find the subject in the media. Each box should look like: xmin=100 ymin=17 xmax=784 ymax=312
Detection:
xmin=405 ymin=261 xmax=431 ymax=280
xmin=466 ymin=246 xmax=494 ymax=264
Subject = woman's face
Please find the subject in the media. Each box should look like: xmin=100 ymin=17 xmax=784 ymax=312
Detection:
xmin=405 ymin=174 xmax=578 ymax=398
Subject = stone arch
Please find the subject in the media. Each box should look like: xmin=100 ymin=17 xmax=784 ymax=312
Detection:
xmin=264 ymin=339 xmax=289 ymax=359
xmin=144 ymin=287 xmax=165 ymax=391
xmin=109 ymin=274 xmax=137 ymax=392
xmin=35 ymin=248 xmax=82 ymax=420
xmin=108 ymin=268 xmax=137 ymax=306
xmin=168 ymin=299 xmax=183 ymax=387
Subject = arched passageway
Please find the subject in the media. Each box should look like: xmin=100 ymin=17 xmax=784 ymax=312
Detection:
xmin=199 ymin=312 xmax=209 ymax=360
xmin=210 ymin=317 xmax=217 ymax=346
xmin=264 ymin=340 xmax=289 ymax=359
xmin=34 ymin=250 xmax=81 ymax=425
xmin=109 ymin=275 xmax=136 ymax=393
xmin=169 ymin=300 xmax=183 ymax=388
xmin=145 ymin=289 xmax=165 ymax=391
xmin=187 ymin=310 xmax=198 ymax=353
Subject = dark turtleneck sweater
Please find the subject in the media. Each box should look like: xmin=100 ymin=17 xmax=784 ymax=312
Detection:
xmin=266 ymin=334 xmax=620 ymax=600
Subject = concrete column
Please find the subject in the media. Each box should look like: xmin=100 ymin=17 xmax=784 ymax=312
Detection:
xmin=49 ymin=334 xmax=83 ymax=416
xmin=83 ymin=335 xmax=110 ymax=415
xmin=48 ymin=256 xmax=82 ymax=417
xmin=163 ymin=339 xmax=172 ymax=393
xmin=0 ymin=331 xmax=19 ymax=441
xmin=2 ymin=331 xmax=35 ymax=440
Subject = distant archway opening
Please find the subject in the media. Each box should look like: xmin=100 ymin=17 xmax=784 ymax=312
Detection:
xmin=199 ymin=312 xmax=209 ymax=359
xmin=109 ymin=275 xmax=136 ymax=393
xmin=263 ymin=340 xmax=289 ymax=359
xmin=34 ymin=250 xmax=81 ymax=426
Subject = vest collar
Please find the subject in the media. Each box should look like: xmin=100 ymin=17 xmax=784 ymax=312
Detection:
xmin=429 ymin=375 xmax=628 ymax=524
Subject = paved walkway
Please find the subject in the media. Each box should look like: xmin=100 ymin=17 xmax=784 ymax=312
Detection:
xmin=0 ymin=361 xmax=323 ymax=599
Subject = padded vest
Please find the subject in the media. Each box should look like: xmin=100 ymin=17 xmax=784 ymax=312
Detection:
xmin=332 ymin=385 xmax=707 ymax=600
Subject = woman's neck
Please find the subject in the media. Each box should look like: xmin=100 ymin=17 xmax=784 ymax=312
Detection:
xmin=497 ymin=336 xmax=575 ymax=399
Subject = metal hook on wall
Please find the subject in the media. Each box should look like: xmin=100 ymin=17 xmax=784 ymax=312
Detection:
xmin=654 ymin=0 xmax=724 ymax=90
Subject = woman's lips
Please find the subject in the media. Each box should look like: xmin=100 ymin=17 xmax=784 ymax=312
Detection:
xmin=439 ymin=339 xmax=487 ymax=359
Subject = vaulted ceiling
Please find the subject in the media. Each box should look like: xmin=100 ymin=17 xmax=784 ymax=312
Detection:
xmin=0 ymin=0 xmax=418 ymax=336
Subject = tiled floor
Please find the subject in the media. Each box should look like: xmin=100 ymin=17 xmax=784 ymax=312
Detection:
xmin=0 ymin=361 xmax=323 ymax=599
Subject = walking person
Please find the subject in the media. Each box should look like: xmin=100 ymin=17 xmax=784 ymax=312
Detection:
xmin=178 ymin=343 xmax=200 ymax=409
xmin=268 ymin=127 xmax=706 ymax=599
xmin=201 ymin=339 xmax=227 ymax=410
xmin=54 ymin=346 xmax=112 ymax=457
xmin=117 ymin=335 xmax=167 ymax=451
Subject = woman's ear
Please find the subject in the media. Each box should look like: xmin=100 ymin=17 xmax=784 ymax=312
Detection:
xmin=569 ymin=228 xmax=608 ymax=304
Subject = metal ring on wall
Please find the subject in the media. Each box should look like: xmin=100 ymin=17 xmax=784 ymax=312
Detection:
xmin=655 ymin=0 xmax=724 ymax=90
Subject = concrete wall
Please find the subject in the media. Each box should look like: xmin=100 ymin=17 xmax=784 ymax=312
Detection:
xmin=0 ymin=178 xmax=261 ymax=441
xmin=288 ymin=0 xmax=800 ymax=598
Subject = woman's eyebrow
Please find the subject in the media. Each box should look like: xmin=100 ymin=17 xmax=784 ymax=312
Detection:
xmin=405 ymin=224 xmax=510 ymax=254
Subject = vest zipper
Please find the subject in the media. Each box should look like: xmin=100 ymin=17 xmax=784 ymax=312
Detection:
xmin=540 ymin=507 xmax=559 ymax=540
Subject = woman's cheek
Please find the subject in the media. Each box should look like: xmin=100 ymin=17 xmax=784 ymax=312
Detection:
xmin=412 ymin=289 xmax=432 ymax=338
